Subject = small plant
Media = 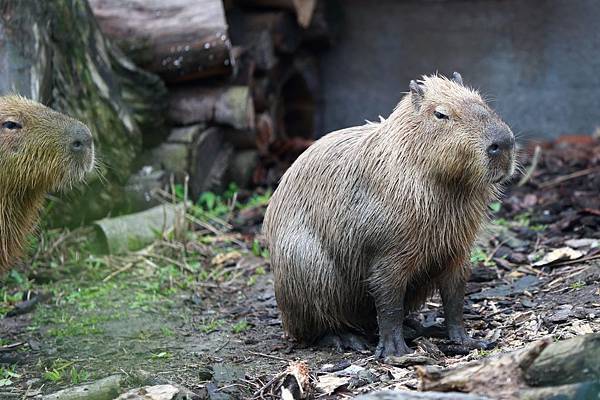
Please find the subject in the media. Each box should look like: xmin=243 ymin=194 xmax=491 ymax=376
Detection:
xmin=251 ymin=239 xmax=270 ymax=258
xmin=161 ymin=327 xmax=175 ymax=337
xmin=199 ymin=318 xmax=224 ymax=334
xmin=470 ymin=247 xmax=494 ymax=267
xmin=0 ymin=366 xmax=20 ymax=386
xmin=69 ymin=367 xmax=89 ymax=384
xmin=43 ymin=369 xmax=62 ymax=383
xmin=232 ymin=319 xmax=250 ymax=334
xmin=570 ymin=281 xmax=586 ymax=290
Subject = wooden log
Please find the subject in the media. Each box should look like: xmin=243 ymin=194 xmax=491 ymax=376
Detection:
xmin=228 ymin=18 xmax=278 ymax=72
xmin=190 ymin=127 xmax=234 ymax=196
xmin=518 ymin=381 xmax=600 ymax=400
xmin=523 ymin=332 xmax=600 ymax=387
xmin=0 ymin=0 xmax=168 ymax=226
xmin=236 ymin=0 xmax=317 ymax=28
xmin=274 ymin=55 xmax=319 ymax=138
xmin=226 ymin=150 xmax=259 ymax=188
xmin=149 ymin=126 xmax=234 ymax=197
xmin=123 ymin=168 xmax=168 ymax=213
xmin=235 ymin=12 xmax=301 ymax=54
xmin=89 ymin=0 xmax=233 ymax=82
xmin=417 ymin=334 xmax=600 ymax=399
xmin=356 ymin=391 xmax=490 ymax=400
xmin=301 ymin=0 xmax=341 ymax=47
xmin=168 ymin=85 xmax=255 ymax=130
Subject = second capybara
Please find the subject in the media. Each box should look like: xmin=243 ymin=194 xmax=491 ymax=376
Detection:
xmin=263 ymin=73 xmax=516 ymax=357
xmin=0 ymin=95 xmax=95 ymax=274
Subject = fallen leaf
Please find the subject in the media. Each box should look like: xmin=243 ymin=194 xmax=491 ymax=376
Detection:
xmin=532 ymin=247 xmax=583 ymax=266
xmin=315 ymin=374 xmax=349 ymax=395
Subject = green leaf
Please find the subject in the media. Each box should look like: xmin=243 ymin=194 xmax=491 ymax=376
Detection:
xmin=489 ymin=201 xmax=501 ymax=213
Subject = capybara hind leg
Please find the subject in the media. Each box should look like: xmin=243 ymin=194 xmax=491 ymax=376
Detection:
xmin=318 ymin=332 xmax=370 ymax=352
xmin=439 ymin=270 xmax=493 ymax=351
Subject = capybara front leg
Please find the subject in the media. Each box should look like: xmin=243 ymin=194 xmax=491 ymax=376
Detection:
xmin=439 ymin=273 xmax=492 ymax=350
xmin=373 ymin=285 xmax=413 ymax=358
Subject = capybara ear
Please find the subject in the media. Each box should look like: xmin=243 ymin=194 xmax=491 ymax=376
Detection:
xmin=452 ymin=72 xmax=463 ymax=85
xmin=409 ymin=80 xmax=424 ymax=109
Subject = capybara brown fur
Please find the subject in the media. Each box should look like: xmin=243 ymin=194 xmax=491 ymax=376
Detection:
xmin=263 ymin=73 xmax=516 ymax=357
xmin=0 ymin=95 xmax=95 ymax=274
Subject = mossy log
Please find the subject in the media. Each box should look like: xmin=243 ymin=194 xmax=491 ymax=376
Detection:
xmin=416 ymin=334 xmax=600 ymax=400
xmin=89 ymin=0 xmax=233 ymax=82
xmin=0 ymin=0 xmax=168 ymax=225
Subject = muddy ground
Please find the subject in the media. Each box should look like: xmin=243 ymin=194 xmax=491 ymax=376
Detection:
xmin=0 ymin=136 xmax=599 ymax=399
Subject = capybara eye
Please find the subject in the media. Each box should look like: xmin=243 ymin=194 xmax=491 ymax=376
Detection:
xmin=2 ymin=120 xmax=22 ymax=130
xmin=434 ymin=110 xmax=448 ymax=120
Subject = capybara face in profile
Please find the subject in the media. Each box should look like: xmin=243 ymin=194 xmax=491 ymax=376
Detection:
xmin=408 ymin=74 xmax=515 ymax=185
xmin=0 ymin=96 xmax=95 ymax=192
xmin=0 ymin=95 xmax=95 ymax=273
xmin=264 ymin=72 xmax=516 ymax=358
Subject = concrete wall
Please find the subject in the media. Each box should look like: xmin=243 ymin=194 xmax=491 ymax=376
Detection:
xmin=319 ymin=0 xmax=600 ymax=139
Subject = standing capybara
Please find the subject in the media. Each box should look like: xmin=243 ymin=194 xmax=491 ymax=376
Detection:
xmin=263 ymin=73 xmax=516 ymax=357
xmin=0 ymin=95 xmax=95 ymax=273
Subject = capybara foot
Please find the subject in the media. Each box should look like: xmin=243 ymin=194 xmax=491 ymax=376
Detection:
xmin=374 ymin=331 xmax=413 ymax=358
xmin=318 ymin=332 xmax=370 ymax=352
xmin=449 ymin=329 xmax=494 ymax=350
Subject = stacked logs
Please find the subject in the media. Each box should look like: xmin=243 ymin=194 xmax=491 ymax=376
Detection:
xmin=89 ymin=0 xmax=338 ymax=205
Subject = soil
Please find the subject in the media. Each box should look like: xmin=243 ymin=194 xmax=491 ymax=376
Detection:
xmin=0 ymin=135 xmax=598 ymax=399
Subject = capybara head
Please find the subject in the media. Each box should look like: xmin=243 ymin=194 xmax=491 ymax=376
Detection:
xmin=0 ymin=95 xmax=95 ymax=192
xmin=0 ymin=95 xmax=95 ymax=273
xmin=404 ymin=73 xmax=515 ymax=186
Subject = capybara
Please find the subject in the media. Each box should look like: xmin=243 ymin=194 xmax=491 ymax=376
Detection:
xmin=263 ymin=73 xmax=516 ymax=357
xmin=0 ymin=95 xmax=95 ymax=273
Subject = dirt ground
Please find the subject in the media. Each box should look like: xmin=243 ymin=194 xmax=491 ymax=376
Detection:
xmin=0 ymin=135 xmax=599 ymax=399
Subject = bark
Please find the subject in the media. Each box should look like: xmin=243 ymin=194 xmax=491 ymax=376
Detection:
xmin=89 ymin=0 xmax=233 ymax=82
xmin=523 ymin=332 xmax=600 ymax=387
xmin=236 ymin=0 xmax=317 ymax=28
xmin=416 ymin=334 xmax=600 ymax=400
xmin=149 ymin=126 xmax=234 ymax=198
xmin=169 ymin=85 xmax=255 ymax=131
xmin=0 ymin=0 xmax=168 ymax=225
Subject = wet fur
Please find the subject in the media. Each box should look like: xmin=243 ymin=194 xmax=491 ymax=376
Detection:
xmin=0 ymin=96 xmax=94 ymax=273
xmin=263 ymin=75 xmax=512 ymax=342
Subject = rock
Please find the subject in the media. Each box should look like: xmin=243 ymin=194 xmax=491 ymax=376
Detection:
xmin=43 ymin=374 xmax=122 ymax=400
xmin=115 ymin=385 xmax=179 ymax=400
xmin=211 ymin=363 xmax=245 ymax=385
xmin=544 ymin=305 xmax=574 ymax=324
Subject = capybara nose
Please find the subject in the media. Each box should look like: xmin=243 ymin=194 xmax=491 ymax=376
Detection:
xmin=69 ymin=124 xmax=93 ymax=153
xmin=486 ymin=128 xmax=514 ymax=158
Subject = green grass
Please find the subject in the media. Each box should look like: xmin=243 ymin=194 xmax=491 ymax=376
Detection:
xmin=232 ymin=319 xmax=250 ymax=334
xmin=570 ymin=281 xmax=586 ymax=290
xmin=199 ymin=318 xmax=224 ymax=334
xmin=0 ymin=366 xmax=21 ymax=387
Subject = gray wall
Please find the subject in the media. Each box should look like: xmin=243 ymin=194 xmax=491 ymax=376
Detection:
xmin=319 ymin=0 xmax=600 ymax=139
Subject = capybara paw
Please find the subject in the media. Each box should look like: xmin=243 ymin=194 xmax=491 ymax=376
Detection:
xmin=374 ymin=335 xmax=413 ymax=358
xmin=449 ymin=331 xmax=494 ymax=350
xmin=318 ymin=332 xmax=370 ymax=352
